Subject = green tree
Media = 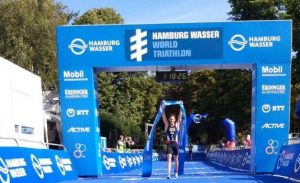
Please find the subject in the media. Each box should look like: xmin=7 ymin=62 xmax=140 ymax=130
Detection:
xmin=73 ymin=8 xmax=124 ymax=24
xmin=0 ymin=0 xmax=76 ymax=90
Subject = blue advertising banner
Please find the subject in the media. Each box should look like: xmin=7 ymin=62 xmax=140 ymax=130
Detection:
xmin=125 ymin=28 xmax=223 ymax=61
xmin=56 ymin=20 xmax=291 ymax=176
xmin=274 ymin=144 xmax=300 ymax=181
xmin=0 ymin=147 xmax=77 ymax=183
xmin=252 ymin=63 xmax=290 ymax=173
xmin=207 ymin=149 xmax=251 ymax=171
xmin=102 ymin=152 xmax=143 ymax=175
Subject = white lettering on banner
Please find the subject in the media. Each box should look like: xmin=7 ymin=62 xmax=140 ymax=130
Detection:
xmin=0 ymin=158 xmax=28 ymax=179
xmin=88 ymin=40 xmax=120 ymax=52
xmin=261 ymin=66 xmax=286 ymax=77
xmin=69 ymin=38 xmax=120 ymax=55
xmin=66 ymin=109 xmax=89 ymax=118
xmin=152 ymin=32 xmax=189 ymax=40
xmin=262 ymin=104 xmax=285 ymax=113
xmin=68 ymin=127 xmax=91 ymax=133
xmin=152 ymin=30 xmax=220 ymax=40
xmin=63 ymin=70 xmax=88 ymax=81
xmin=190 ymin=31 xmax=220 ymax=39
xmin=5 ymin=159 xmax=26 ymax=168
xmin=64 ymin=89 xmax=89 ymax=99
xmin=248 ymin=36 xmax=280 ymax=48
xmin=261 ymin=85 xmax=286 ymax=94
xmin=261 ymin=123 xmax=285 ymax=129
xmin=228 ymin=34 xmax=281 ymax=51
xmin=152 ymin=41 xmax=178 ymax=49
xmin=153 ymin=50 xmax=192 ymax=58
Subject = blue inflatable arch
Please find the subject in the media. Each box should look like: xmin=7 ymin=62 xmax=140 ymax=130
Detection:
xmin=222 ymin=118 xmax=236 ymax=142
xmin=56 ymin=20 xmax=292 ymax=176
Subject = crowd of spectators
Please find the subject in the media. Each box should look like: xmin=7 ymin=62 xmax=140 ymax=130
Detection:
xmin=116 ymin=135 xmax=135 ymax=153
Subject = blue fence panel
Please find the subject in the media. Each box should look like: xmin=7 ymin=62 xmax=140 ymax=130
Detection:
xmin=0 ymin=146 xmax=77 ymax=183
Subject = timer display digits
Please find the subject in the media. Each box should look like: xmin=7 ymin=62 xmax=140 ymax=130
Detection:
xmin=156 ymin=71 xmax=188 ymax=82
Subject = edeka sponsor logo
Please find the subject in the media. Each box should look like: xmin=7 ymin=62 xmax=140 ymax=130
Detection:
xmin=63 ymin=70 xmax=88 ymax=82
xmin=261 ymin=66 xmax=286 ymax=77
xmin=261 ymin=85 xmax=286 ymax=94
xmin=64 ymin=89 xmax=88 ymax=99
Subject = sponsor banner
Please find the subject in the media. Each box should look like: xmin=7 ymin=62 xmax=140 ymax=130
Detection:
xmin=207 ymin=149 xmax=251 ymax=171
xmin=274 ymin=144 xmax=300 ymax=181
xmin=125 ymin=28 xmax=223 ymax=62
xmin=102 ymin=152 xmax=143 ymax=175
xmin=0 ymin=147 xmax=77 ymax=183
xmin=57 ymin=21 xmax=291 ymax=68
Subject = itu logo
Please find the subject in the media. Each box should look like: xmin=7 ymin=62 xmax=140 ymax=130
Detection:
xmin=73 ymin=143 xmax=86 ymax=159
xmin=265 ymin=139 xmax=279 ymax=155
xmin=0 ymin=157 xmax=9 ymax=183
xmin=68 ymin=38 xmax=88 ymax=55
xmin=228 ymin=34 xmax=248 ymax=51
xmin=130 ymin=29 xmax=148 ymax=62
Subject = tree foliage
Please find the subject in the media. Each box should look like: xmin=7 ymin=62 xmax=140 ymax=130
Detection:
xmin=73 ymin=8 xmax=124 ymax=24
xmin=0 ymin=0 xmax=76 ymax=90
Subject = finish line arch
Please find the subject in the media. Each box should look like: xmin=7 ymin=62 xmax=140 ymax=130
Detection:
xmin=56 ymin=20 xmax=292 ymax=176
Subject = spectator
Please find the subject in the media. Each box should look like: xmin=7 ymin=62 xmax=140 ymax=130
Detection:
xmin=189 ymin=143 xmax=193 ymax=161
xmin=116 ymin=135 xmax=125 ymax=153
xmin=226 ymin=140 xmax=236 ymax=150
xmin=47 ymin=123 xmax=60 ymax=149
xmin=243 ymin=134 xmax=251 ymax=148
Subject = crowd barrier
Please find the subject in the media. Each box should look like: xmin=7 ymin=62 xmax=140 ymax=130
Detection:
xmin=273 ymin=143 xmax=300 ymax=181
xmin=101 ymin=152 xmax=144 ymax=175
xmin=207 ymin=148 xmax=251 ymax=171
xmin=0 ymin=146 xmax=77 ymax=183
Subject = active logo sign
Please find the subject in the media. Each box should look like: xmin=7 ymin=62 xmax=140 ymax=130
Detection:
xmin=67 ymin=127 xmax=91 ymax=133
xmin=261 ymin=123 xmax=285 ymax=129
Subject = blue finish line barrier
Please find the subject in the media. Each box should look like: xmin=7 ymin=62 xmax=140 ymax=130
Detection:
xmin=273 ymin=143 xmax=300 ymax=181
xmin=207 ymin=149 xmax=251 ymax=171
xmin=102 ymin=152 xmax=143 ymax=175
xmin=0 ymin=146 xmax=77 ymax=182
